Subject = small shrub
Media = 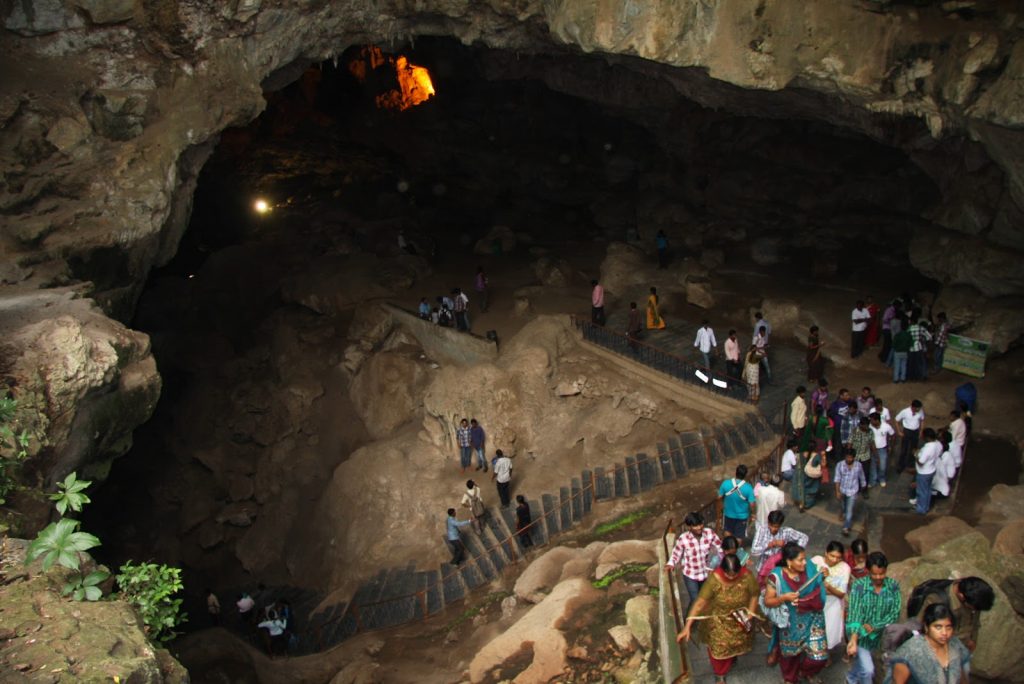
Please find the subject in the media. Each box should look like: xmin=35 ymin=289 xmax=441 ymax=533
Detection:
xmin=26 ymin=518 xmax=101 ymax=571
xmin=50 ymin=472 xmax=92 ymax=516
xmin=116 ymin=561 xmax=187 ymax=642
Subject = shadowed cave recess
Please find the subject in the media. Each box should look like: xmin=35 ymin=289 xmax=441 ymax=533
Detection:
xmin=86 ymin=34 xmax=988 ymax=614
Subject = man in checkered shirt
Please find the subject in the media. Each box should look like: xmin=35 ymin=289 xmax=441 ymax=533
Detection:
xmin=665 ymin=511 xmax=722 ymax=603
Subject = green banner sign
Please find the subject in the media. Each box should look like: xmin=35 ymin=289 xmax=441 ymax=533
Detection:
xmin=943 ymin=334 xmax=989 ymax=378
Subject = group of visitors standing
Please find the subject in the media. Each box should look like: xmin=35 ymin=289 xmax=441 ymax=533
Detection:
xmin=812 ymin=293 xmax=952 ymax=384
xmin=667 ymin=458 xmax=991 ymax=683
xmin=417 ymin=267 xmax=489 ymax=331
xmin=445 ymin=417 xmax=533 ymax=567
xmin=787 ymin=382 xmax=970 ymax=521
xmin=687 ymin=312 xmax=773 ymax=403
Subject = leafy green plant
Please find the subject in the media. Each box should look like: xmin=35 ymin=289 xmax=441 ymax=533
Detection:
xmin=26 ymin=472 xmax=107 ymax=603
xmin=63 ymin=569 xmax=110 ymax=602
xmin=50 ymin=472 xmax=92 ymax=515
xmin=115 ymin=561 xmax=187 ymax=642
xmin=0 ymin=396 xmax=30 ymax=505
xmin=26 ymin=518 xmax=101 ymax=571
xmin=591 ymin=562 xmax=650 ymax=589
xmin=592 ymin=509 xmax=652 ymax=537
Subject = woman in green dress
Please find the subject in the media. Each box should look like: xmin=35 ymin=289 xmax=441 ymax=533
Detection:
xmin=792 ymin=450 xmax=824 ymax=511
xmin=677 ymin=555 xmax=760 ymax=684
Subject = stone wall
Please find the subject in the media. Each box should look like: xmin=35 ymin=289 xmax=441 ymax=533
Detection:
xmin=382 ymin=303 xmax=498 ymax=366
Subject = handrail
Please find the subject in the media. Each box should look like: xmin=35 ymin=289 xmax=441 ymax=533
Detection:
xmin=570 ymin=315 xmax=751 ymax=403
xmin=660 ymin=518 xmax=690 ymax=682
xmin=306 ymin=405 xmax=790 ymax=651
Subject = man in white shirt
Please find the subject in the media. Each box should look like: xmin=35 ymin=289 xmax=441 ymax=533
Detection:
xmin=931 ymin=443 xmax=957 ymax=498
xmin=753 ymin=311 xmax=772 ymax=342
xmin=780 ymin=438 xmax=799 ymax=483
xmin=694 ymin=320 xmax=717 ymax=369
xmin=754 ymin=470 xmax=786 ymax=531
xmin=790 ymin=386 xmax=808 ymax=438
xmin=894 ymin=399 xmax=925 ymax=473
xmin=492 ymin=449 xmax=513 ymax=507
xmin=911 ymin=428 xmax=941 ymax=514
xmin=851 ymin=300 xmax=871 ymax=358
xmin=948 ymin=409 xmax=967 ymax=468
xmin=869 ymin=413 xmax=895 ymax=487
xmin=873 ymin=398 xmax=891 ymax=425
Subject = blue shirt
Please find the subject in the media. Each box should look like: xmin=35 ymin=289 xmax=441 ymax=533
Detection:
xmin=718 ymin=478 xmax=754 ymax=520
xmin=470 ymin=425 xmax=485 ymax=449
xmin=447 ymin=516 xmax=470 ymax=541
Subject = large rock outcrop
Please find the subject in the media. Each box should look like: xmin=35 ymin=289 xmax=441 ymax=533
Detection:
xmin=0 ymin=288 xmax=160 ymax=488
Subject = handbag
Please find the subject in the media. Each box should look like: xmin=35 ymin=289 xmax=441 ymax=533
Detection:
xmin=470 ymin=496 xmax=485 ymax=518
xmin=758 ymin=573 xmax=790 ymax=629
xmin=804 ymin=455 xmax=822 ymax=479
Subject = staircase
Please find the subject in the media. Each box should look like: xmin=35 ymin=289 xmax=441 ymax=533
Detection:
xmin=223 ymin=410 xmax=780 ymax=656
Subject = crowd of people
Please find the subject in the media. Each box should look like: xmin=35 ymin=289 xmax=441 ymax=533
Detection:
xmin=445 ymin=417 xmax=533 ymax=567
xmin=417 ymin=266 xmax=489 ymax=331
xmin=785 ymin=382 xmax=972 ymax=521
xmin=667 ymin=459 xmax=992 ymax=683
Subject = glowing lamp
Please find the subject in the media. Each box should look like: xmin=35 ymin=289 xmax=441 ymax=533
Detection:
xmin=254 ymin=199 xmax=270 ymax=214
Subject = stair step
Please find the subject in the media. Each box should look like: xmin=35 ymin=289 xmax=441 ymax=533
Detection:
xmin=613 ymin=463 xmax=627 ymax=498
xmin=423 ymin=569 xmax=443 ymax=615
xmin=483 ymin=508 xmax=517 ymax=565
xmin=462 ymin=532 xmax=497 ymax=581
xmin=440 ymin=562 xmax=466 ymax=604
xmin=571 ymin=478 xmax=583 ymax=522
xmin=657 ymin=443 xmax=676 ymax=481
xmin=559 ymin=486 xmax=572 ymax=530
xmin=582 ymin=470 xmax=594 ymax=515
xmin=459 ymin=557 xmax=487 ymax=591
xmin=637 ymin=452 xmax=656 ymax=491
xmin=594 ymin=467 xmax=612 ymax=501
xmin=527 ymin=498 xmax=548 ymax=546
xmin=625 ymin=455 xmax=640 ymax=495
xmin=542 ymin=493 xmax=560 ymax=536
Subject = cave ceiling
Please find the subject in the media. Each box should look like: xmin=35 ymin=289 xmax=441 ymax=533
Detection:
xmin=1 ymin=0 xmax=1023 ymax=313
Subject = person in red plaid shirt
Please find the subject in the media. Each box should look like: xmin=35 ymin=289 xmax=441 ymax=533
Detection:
xmin=666 ymin=511 xmax=723 ymax=603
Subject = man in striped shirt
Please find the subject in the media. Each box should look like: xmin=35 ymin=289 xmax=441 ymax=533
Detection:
xmin=846 ymin=551 xmax=901 ymax=684
xmin=666 ymin=511 xmax=722 ymax=603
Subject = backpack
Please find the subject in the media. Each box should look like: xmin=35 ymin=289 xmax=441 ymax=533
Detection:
xmin=906 ymin=578 xmax=954 ymax=618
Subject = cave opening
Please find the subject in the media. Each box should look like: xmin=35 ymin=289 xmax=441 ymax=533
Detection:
xmin=84 ymin=35 xmax=957 ymax=635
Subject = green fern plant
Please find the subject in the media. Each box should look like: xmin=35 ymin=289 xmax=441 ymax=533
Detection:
xmin=26 ymin=518 xmax=101 ymax=571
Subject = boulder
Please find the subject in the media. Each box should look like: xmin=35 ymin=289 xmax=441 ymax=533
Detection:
xmin=933 ymin=285 xmax=1024 ymax=355
xmin=555 ymin=379 xmax=583 ymax=397
xmin=330 ymin=657 xmax=382 ymax=684
xmin=699 ymin=248 xmax=725 ymax=269
xmin=72 ymin=0 xmax=137 ymax=24
xmin=910 ymin=229 xmax=1024 ymax=298
xmin=215 ymin=501 xmax=258 ymax=527
xmin=514 ymin=544 xmax=608 ymax=603
xmin=608 ymin=625 xmax=638 ymax=653
xmin=474 ymin=225 xmax=517 ymax=255
xmin=349 ymin=350 xmax=431 ymax=440
xmin=1001 ymin=575 xmax=1024 ymax=617
xmin=685 ymin=279 xmax=715 ymax=309
xmin=513 ymin=295 xmax=533 ymax=317
xmin=753 ymin=299 xmax=801 ymax=342
xmin=469 ymin=578 xmax=598 ymax=684
xmin=993 ymin=520 xmax=1024 ymax=557
xmin=749 ymin=236 xmax=781 ymax=265
xmin=625 ymin=595 xmax=657 ymax=650
xmin=978 ymin=484 xmax=1024 ymax=526
xmin=594 ymin=540 xmax=659 ymax=580
xmin=674 ymin=257 xmax=710 ymax=284
xmin=534 ymin=256 xmax=575 ymax=286
xmin=227 ymin=474 xmax=254 ymax=502
xmin=904 ymin=516 xmax=975 ymax=556
xmin=599 ymin=242 xmax=652 ymax=296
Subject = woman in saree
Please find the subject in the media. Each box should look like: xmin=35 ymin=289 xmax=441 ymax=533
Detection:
xmin=864 ymin=296 xmax=881 ymax=348
xmin=800 ymin=405 xmax=833 ymax=454
xmin=885 ymin=603 xmax=970 ymax=684
xmin=792 ymin=450 xmax=824 ymax=512
xmin=811 ymin=540 xmax=851 ymax=651
xmin=806 ymin=325 xmax=826 ymax=381
xmin=764 ymin=542 xmax=830 ymax=683
xmin=743 ymin=346 xmax=761 ymax=403
xmin=646 ymin=286 xmax=666 ymax=330
xmin=677 ymin=555 xmax=760 ymax=684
